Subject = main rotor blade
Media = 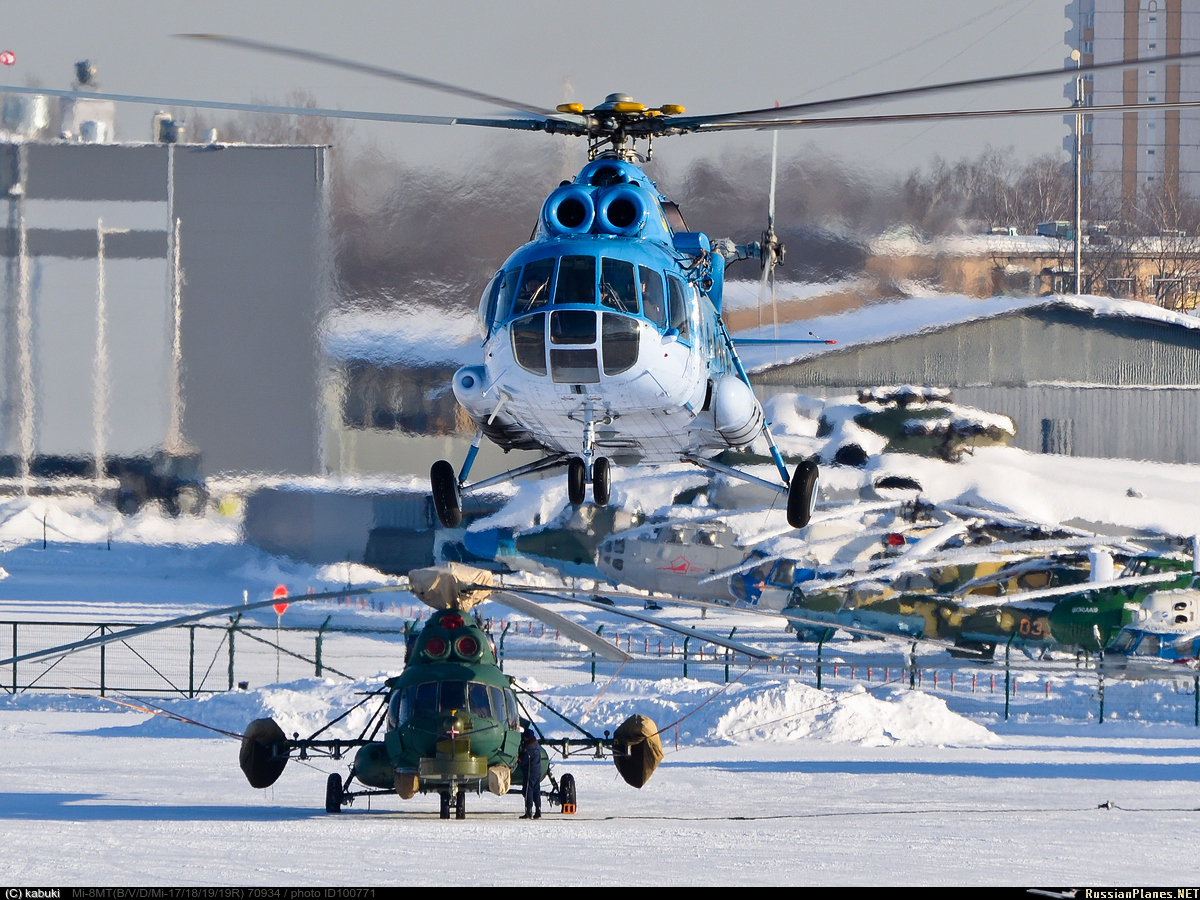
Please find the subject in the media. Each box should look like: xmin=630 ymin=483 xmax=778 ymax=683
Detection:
xmin=489 ymin=590 xmax=632 ymax=662
xmin=0 ymin=583 xmax=410 ymax=668
xmin=673 ymin=50 xmax=1200 ymax=127
xmin=0 ymin=84 xmax=555 ymax=131
xmin=180 ymin=34 xmax=560 ymax=119
xmin=508 ymin=589 xmax=774 ymax=659
xmin=680 ymin=98 xmax=1200 ymax=134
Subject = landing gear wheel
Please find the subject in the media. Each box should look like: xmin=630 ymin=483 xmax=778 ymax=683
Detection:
xmin=567 ymin=457 xmax=587 ymax=506
xmin=325 ymin=773 xmax=343 ymax=813
xmin=592 ymin=457 xmax=611 ymax=507
xmin=439 ymin=790 xmax=451 ymax=820
xmin=455 ymin=788 xmax=467 ymax=820
xmin=560 ymin=773 xmax=577 ymax=814
xmin=787 ymin=460 xmax=820 ymax=529
xmin=431 ymin=460 xmax=462 ymax=528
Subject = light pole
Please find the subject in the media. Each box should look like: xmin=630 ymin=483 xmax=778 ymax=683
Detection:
xmin=1073 ymin=48 xmax=1084 ymax=295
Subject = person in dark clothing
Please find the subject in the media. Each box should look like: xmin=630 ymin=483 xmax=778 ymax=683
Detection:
xmin=518 ymin=728 xmax=542 ymax=819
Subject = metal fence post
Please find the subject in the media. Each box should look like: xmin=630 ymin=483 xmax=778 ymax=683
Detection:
xmin=316 ymin=615 xmax=332 ymax=676
xmin=188 ymin=625 xmax=195 ymax=698
xmin=682 ymin=633 xmax=691 ymax=678
xmin=227 ymin=615 xmax=241 ymax=691
xmin=99 ymin=624 xmax=106 ymax=697
xmin=10 ymin=622 xmax=16 ymax=694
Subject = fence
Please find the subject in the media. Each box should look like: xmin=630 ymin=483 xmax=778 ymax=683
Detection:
xmin=4 ymin=618 xmax=1199 ymax=728
xmin=1 ymin=619 xmax=409 ymax=697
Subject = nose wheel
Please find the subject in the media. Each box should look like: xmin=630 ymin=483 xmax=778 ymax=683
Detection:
xmin=592 ymin=456 xmax=611 ymax=506
xmin=568 ymin=456 xmax=611 ymax=507
xmin=567 ymin=457 xmax=587 ymax=506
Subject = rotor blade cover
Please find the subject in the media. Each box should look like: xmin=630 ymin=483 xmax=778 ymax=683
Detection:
xmin=239 ymin=718 xmax=289 ymax=789
xmin=612 ymin=714 xmax=663 ymax=789
xmin=408 ymin=563 xmax=494 ymax=611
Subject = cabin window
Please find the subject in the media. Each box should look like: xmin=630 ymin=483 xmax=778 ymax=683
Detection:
xmin=602 ymin=313 xmax=639 ymax=375
xmin=388 ymin=689 xmax=406 ymax=729
xmin=550 ymin=310 xmax=596 ymax=345
xmin=503 ymin=689 xmax=519 ymax=728
xmin=667 ymin=276 xmax=692 ymax=340
xmin=468 ymin=682 xmax=491 ymax=717
xmin=640 ymin=266 xmax=667 ymax=328
xmin=488 ymin=686 xmax=506 ymax=724
xmin=414 ymin=682 xmax=438 ymax=718
xmin=550 ymin=349 xmax=600 ymax=383
xmin=555 ymin=255 xmax=596 ymax=305
xmin=511 ymin=313 xmax=547 ymax=375
xmin=600 ymin=258 xmax=639 ymax=313
xmin=512 ymin=258 xmax=555 ymax=315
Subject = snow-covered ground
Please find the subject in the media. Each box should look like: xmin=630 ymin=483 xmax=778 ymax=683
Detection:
xmin=2 ymin=440 xmax=1200 ymax=885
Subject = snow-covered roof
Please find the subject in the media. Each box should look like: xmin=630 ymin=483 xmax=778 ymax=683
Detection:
xmin=321 ymin=307 xmax=482 ymax=367
xmin=738 ymin=293 xmax=1200 ymax=373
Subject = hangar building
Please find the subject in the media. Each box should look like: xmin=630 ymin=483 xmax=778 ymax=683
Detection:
xmin=745 ymin=294 xmax=1200 ymax=465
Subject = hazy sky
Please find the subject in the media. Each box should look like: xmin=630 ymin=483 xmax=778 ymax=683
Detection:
xmin=3 ymin=0 xmax=1076 ymax=177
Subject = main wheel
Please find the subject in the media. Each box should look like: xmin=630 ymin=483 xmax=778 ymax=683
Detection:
xmin=325 ymin=773 xmax=343 ymax=814
xmin=787 ymin=460 xmax=820 ymax=529
xmin=592 ymin=457 xmax=611 ymax=507
xmin=567 ymin=457 xmax=587 ymax=506
xmin=455 ymin=788 xmax=467 ymax=820
xmin=439 ymin=790 xmax=451 ymax=820
xmin=431 ymin=460 xmax=462 ymax=528
xmin=560 ymin=773 xmax=577 ymax=814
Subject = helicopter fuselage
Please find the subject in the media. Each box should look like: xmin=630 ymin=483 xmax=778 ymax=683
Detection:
xmin=347 ymin=608 xmax=546 ymax=800
xmin=452 ymin=157 xmax=762 ymax=468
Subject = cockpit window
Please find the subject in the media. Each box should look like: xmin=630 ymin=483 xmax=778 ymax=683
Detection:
xmin=667 ymin=276 xmax=692 ymax=340
xmin=511 ymin=313 xmax=547 ymax=375
xmin=551 ymin=310 xmax=596 ymax=345
xmin=440 ymin=680 xmax=467 ymax=713
xmin=555 ymin=255 xmax=596 ymax=305
xmin=512 ymin=258 xmax=555 ymax=315
xmin=640 ymin=266 xmax=667 ymax=328
xmin=600 ymin=258 xmax=638 ymax=313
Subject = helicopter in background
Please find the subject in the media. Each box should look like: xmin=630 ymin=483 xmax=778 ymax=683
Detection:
xmin=10 ymin=38 xmax=1200 ymax=532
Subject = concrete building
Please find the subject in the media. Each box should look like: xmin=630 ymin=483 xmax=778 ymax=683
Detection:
xmin=1066 ymin=0 xmax=1200 ymax=221
xmin=1 ymin=140 xmax=329 ymax=479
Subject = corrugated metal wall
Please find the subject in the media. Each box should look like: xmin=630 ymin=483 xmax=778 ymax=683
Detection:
xmin=752 ymin=305 xmax=1200 ymax=464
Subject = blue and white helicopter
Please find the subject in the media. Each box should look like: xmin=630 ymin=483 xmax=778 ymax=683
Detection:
xmin=436 ymin=142 xmax=825 ymax=531
xmin=13 ymin=37 xmax=1200 ymax=530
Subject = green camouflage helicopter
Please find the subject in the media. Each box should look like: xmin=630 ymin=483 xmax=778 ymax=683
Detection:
xmin=238 ymin=563 xmax=665 ymax=819
xmin=784 ymin=544 xmax=1198 ymax=658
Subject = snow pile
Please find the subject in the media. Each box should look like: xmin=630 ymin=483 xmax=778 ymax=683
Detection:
xmin=104 ymin=678 xmax=388 ymax=740
xmin=536 ymin=677 xmax=992 ymax=749
xmin=712 ymin=681 xmax=992 ymax=747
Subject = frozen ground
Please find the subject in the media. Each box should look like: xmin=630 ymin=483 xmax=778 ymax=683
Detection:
xmin=0 ymin=445 xmax=1199 ymax=885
